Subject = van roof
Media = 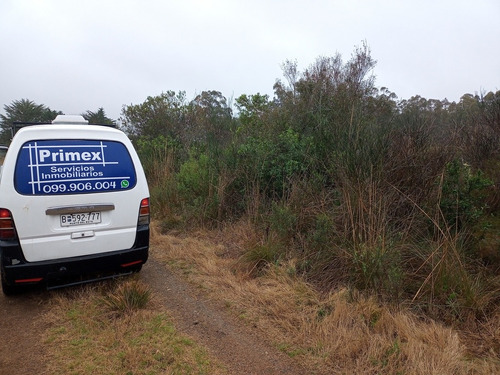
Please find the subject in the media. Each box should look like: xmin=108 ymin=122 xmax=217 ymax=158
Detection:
xmin=11 ymin=115 xmax=117 ymax=138
xmin=13 ymin=123 xmax=124 ymax=142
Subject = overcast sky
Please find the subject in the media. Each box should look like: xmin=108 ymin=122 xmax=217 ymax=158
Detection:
xmin=1 ymin=0 xmax=499 ymax=120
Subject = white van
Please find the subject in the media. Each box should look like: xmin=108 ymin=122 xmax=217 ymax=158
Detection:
xmin=0 ymin=115 xmax=150 ymax=294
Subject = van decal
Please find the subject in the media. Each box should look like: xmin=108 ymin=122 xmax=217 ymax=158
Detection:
xmin=15 ymin=140 xmax=137 ymax=195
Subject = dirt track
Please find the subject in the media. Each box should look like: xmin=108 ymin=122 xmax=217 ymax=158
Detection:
xmin=0 ymin=257 xmax=307 ymax=375
xmin=0 ymin=289 xmax=49 ymax=374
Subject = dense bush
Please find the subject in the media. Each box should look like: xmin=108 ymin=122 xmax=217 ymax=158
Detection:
xmin=124 ymin=44 xmax=500 ymax=321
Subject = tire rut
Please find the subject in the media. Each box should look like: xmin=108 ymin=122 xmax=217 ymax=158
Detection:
xmin=140 ymin=258 xmax=308 ymax=375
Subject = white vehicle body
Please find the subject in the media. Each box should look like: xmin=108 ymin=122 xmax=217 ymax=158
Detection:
xmin=0 ymin=115 xmax=150 ymax=294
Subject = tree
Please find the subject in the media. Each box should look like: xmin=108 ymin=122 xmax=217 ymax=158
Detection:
xmin=82 ymin=108 xmax=116 ymax=126
xmin=236 ymin=93 xmax=271 ymax=129
xmin=272 ymin=42 xmax=381 ymax=181
xmin=186 ymin=91 xmax=234 ymax=150
xmin=120 ymin=91 xmax=187 ymax=140
xmin=0 ymin=99 xmax=62 ymax=144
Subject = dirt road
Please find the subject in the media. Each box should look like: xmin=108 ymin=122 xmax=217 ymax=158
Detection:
xmin=0 ymin=257 xmax=307 ymax=375
xmin=0 ymin=289 xmax=49 ymax=374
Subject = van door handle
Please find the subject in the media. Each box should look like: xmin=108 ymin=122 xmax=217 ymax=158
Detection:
xmin=71 ymin=231 xmax=95 ymax=239
xmin=46 ymin=204 xmax=115 ymax=215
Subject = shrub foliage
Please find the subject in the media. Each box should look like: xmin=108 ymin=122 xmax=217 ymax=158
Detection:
xmin=121 ymin=43 xmax=500 ymax=320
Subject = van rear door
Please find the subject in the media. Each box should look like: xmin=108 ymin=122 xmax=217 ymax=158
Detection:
xmin=2 ymin=125 xmax=149 ymax=262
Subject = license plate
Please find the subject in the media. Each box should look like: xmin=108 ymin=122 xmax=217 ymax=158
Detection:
xmin=60 ymin=212 xmax=101 ymax=227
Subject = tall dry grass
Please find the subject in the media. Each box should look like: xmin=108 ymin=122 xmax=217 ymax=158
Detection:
xmin=151 ymin=221 xmax=500 ymax=374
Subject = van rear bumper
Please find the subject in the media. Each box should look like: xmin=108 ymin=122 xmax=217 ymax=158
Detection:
xmin=1 ymin=226 xmax=149 ymax=291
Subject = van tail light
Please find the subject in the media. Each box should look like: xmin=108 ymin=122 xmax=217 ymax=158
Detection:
xmin=138 ymin=198 xmax=150 ymax=225
xmin=0 ymin=209 xmax=17 ymax=240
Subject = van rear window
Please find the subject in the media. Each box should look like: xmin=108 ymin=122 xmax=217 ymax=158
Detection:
xmin=14 ymin=140 xmax=137 ymax=195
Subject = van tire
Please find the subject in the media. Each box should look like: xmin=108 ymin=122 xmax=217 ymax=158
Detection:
xmin=1 ymin=270 xmax=17 ymax=296
xmin=1 ymin=281 xmax=16 ymax=296
xmin=0 ymin=257 xmax=18 ymax=296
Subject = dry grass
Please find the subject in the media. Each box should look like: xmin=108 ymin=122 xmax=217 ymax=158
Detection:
xmin=152 ymin=220 xmax=500 ymax=374
xmin=43 ymin=278 xmax=227 ymax=375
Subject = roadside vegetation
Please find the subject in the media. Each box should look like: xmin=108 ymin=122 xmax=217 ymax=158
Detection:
xmin=151 ymin=224 xmax=500 ymax=374
xmin=123 ymin=42 xmax=499 ymax=328
xmin=43 ymin=279 xmax=228 ymax=375
xmin=2 ymin=42 xmax=499 ymax=373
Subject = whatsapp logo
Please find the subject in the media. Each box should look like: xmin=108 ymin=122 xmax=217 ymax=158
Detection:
xmin=121 ymin=180 xmax=130 ymax=188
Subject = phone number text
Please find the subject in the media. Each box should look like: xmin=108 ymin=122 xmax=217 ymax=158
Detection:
xmin=41 ymin=181 xmax=118 ymax=194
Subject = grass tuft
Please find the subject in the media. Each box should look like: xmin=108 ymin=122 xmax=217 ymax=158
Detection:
xmin=101 ymin=279 xmax=151 ymax=315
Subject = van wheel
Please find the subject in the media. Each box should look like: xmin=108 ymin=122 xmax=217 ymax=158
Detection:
xmin=0 ymin=257 xmax=18 ymax=296
xmin=1 ymin=270 xmax=17 ymax=296
xmin=2 ymin=280 xmax=16 ymax=296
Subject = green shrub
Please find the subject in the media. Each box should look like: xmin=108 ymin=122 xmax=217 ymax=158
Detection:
xmin=177 ymin=153 xmax=218 ymax=224
xmin=149 ymin=179 xmax=178 ymax=220
xmin=350 ymin=240 xmax=402 ymax=298
xmin=241 ymin=241 xmax=286 ymax=276
xmin=269 ymin=202 xmax=297 ymax=242
xmin=439 ymin=159 xmax=493 ymax=230
xmin=135 ymin=135 xmax=179 ymax=185
xmin=307 ymin=213 xmax=334 ymax=253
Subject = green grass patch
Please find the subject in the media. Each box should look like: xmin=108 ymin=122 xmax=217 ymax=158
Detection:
xmin=43 ymin=279 xmax=226 ymax=375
